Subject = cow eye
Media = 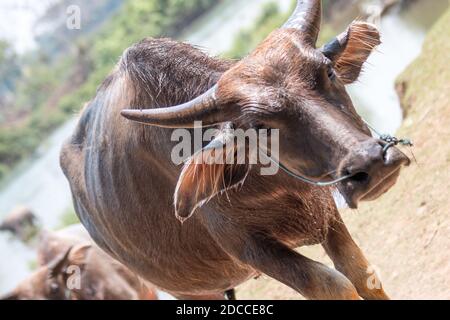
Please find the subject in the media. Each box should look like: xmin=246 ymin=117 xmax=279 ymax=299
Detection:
xmin=327 ymin=65 xmax=336 ymax=81
xmin=253 ymin=123 xmax=273 ymax=135
xmin=253 ymin=122 xmax=265 ymax=131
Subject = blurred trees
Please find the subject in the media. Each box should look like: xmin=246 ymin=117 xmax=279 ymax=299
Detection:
xmin=226 ymin=2 xmax=287 ymax=59
xmin=227 ymin=0 xmax=338 ymax=59
xmin=0 ymin=40 xmax=20 ymax=113
xmin=0 ymin=0 xmax=217 ymax=181
xmin=35 ymin=0 xmax=124 ymax=58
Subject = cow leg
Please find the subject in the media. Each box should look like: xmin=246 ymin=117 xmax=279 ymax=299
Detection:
xmin=225 ymin=289 xmax=236 ymax=300
xmin=174 ymin=293 xmax=226 ymax=300
xmin=245 ymin=239 xmax=360 ymax=299
xmin=202 ymin=216 xmax=359 ymax=300
xmin=234 ymin=235 xmax=359 ymax=299
xmin=175 ymin=290 xmax=234 ymax=300
xmin=322 ymin=211 xmax=389 ymax=300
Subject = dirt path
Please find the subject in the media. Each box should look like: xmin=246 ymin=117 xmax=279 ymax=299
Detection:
xmin=237 ymin=8 xmax=450 ymax=300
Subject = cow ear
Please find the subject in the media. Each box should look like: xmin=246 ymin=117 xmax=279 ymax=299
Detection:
xmin=174 ymin=125 xmax=250 ymax=223
xmin=67 ymin=244 xmax=92 ymax=267
xmin=48 ymin=246 xmax=73 ymax=278
xmin=48 ymin=244 xmax=91 ymax=278
xmin=328 ymin=21 xmax=381 ymax=84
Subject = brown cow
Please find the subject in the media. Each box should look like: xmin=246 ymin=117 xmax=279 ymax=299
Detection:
xmin=60 ymin=0 xmax=409 ymax=299
xmin=1 ymin=225 xmax=157 ymax=300
xmin=0 ymin=207 xmax=38 ymax=242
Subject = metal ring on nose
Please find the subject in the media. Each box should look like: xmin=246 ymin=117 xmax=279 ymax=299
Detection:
xmin=382 ymin=142 xmax=396 ymax=155
xmin=379 ymin=134 xmax=413 ymax=156
xmin=362 ymin=119 xmax=414 ymax=151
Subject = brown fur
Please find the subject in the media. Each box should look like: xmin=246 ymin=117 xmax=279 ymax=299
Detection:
xmin=0 ymin=207 xmax=38 ymax=241
xmin=175 ymin=129 xmax=251 ymax=222
xmin=60 ymin=1 xmax=408 ymax=299
xmin=1 ymin=225 xmax=157 ymax=300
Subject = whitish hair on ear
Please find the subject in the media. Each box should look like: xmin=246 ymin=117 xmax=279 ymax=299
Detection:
xmin=174 ymin=140 xmax=250 ymax=224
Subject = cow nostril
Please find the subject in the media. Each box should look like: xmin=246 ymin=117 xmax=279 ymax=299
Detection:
xmin=348 ymin=172 xmax=370 ymax=184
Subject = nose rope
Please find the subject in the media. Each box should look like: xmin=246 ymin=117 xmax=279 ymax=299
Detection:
xmin=259 ymin=119 xmax=413 ymax=187
xmin=265 ymin=155 xmax=354 ymax=187
xmin=361 ymin=119 xmax=414 ymax=154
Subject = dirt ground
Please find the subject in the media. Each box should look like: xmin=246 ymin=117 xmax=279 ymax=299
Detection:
xmin=236 ymin=9 xmax=450 ymax=300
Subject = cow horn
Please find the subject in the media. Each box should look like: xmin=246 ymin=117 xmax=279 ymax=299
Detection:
xmin=283 ymin=0 xmax=322 ymax=45
xmin=320 ymin=29 xmax=349 ymax=61
xmin=121 ymin=85 xmax=236 ymax=128
xmin=48 ymin=246 xmax=73 ymax=278
xmin=321 ymin=21 xmax=381 ymax=61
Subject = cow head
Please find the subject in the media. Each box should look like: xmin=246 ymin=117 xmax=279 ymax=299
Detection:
xmin=121 ymin=0 xmax=410 ymax=221
xmin=0 ymin=207 xmax=39 ymax=241
xmin=1 ymin=244 xmax=92 ymax=300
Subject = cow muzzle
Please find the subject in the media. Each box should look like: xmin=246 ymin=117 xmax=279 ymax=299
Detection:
xmin=337 ymin=138 xmax=410 ymax=208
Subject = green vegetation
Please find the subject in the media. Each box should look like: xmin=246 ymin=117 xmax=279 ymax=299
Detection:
xmin=226 ymin=2 xmax=289 ymax=59
xmin=226 ymin=1 xmax=336 ymax=59
xmin=396 ymin=8 xmax=450 ymax=118
xmin=58 ymin=206 xmax=80 ymax=229
xmin=27 ymin=259 xmax=38 ymax=272
xmin=58 ymin=0 xmax=217 ymax=118
xmin=0 ymin=40 xmax=20 ymax=93
xmin=0 ymin=0 xmax=217 ymax=181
